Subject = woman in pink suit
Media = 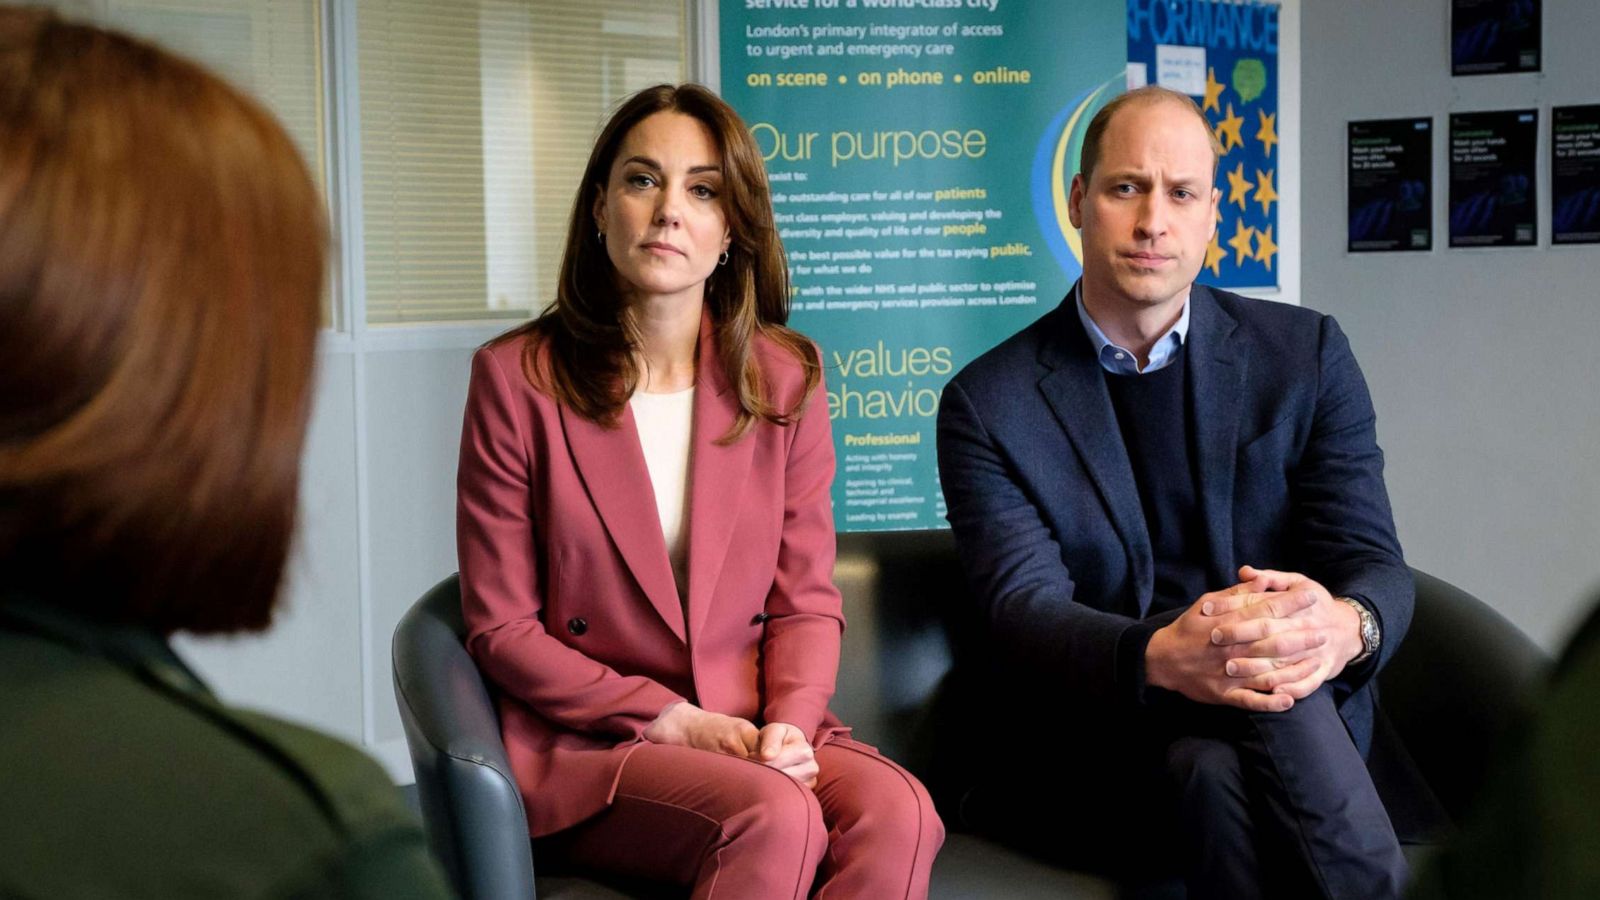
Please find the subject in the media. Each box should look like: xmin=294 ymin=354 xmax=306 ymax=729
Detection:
xmin=456 ymin=83 xmax=944 ymax=899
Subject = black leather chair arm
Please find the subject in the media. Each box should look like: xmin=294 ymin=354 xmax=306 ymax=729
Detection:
xmin=1378 ymin=568 xmax=1551 ymax=822
xmin=393 ymin=575 xmax=536 ymax=900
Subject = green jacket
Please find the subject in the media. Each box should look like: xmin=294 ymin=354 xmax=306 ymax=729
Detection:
xmin=0 ymin=595 xmax=456 ymax=900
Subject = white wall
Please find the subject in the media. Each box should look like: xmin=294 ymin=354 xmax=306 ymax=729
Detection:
xmin=1301 ymin=0 xmax=1600 ymax=651
xmin=174 ymin=354 xmax=367 ymax=747
xmin=176 ymin=335 xmax=490 ymax=778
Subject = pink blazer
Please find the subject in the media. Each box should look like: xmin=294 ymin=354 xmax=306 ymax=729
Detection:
xmin=456 ymin=314 xmax=847 ymax=836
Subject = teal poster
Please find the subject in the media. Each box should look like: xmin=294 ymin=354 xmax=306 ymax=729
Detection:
xmin=721 ymin=0 xmax=1125 ymax=531
xmin=1127 ymin=0 xmax=1281 ymax=288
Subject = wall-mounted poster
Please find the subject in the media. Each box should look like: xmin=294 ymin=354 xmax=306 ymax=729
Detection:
xmin=721 ymin=2 xmax=1125 ymax=531
xmin=1348 ymin=118 xmax=1433 ymax=252
xmin=1127 ymin=0 xmax=1281 ymax=288
xmin=1449 ymin=109 xmax=1538 ymax=248
xmin=1452 ymin=0 xmax=1541 ymax=76
xmin=1553 ymin=104 xmax=1600 ymax=245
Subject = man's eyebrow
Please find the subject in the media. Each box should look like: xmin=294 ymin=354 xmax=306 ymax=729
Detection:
xmin=1100 ymin=169 xmax=1152 ymax=182
xmin=1102 ymin=168 xmax=1210 ymax=185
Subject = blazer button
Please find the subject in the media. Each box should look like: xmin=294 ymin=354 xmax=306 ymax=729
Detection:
xmin=566 ymin=617 xmax=588 ymax=636
xmin=751 ymin=612 xmax=770 ymax=625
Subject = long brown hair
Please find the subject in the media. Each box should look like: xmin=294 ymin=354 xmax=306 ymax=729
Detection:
xmin=504 ymin=83 xmax=818 ymax=442
xmin=0 ymin=9 xmax=326 ymax=634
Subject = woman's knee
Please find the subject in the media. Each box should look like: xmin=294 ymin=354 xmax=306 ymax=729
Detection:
xmin=890 ymin=775 xmax=946 ymax=854
xmin=722 ymin=764 xmax=828 ymax=860
xmin=826 ymin=753 xmax=946 ymax=855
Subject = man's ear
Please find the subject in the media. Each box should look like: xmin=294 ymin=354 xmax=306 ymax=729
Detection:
xmin=1208 ymin=186 xmax=1222 ymax=240
xmin=1068 ymin=173 xmax=1087 ymax=229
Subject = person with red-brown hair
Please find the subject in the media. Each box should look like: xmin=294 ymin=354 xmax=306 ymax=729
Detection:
xmin=0 ymin=10 xmax=451 ymax=899
xmin=456 ymin=83 xmax=943 ymax=898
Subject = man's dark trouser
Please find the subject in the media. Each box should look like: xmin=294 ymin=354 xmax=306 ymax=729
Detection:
xmin=959 ymin=686 xmax=1408 ymax=900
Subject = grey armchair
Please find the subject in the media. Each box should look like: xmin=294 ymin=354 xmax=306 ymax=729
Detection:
xmin=392 ymin=531 xmax=1548 ymax=899
xmin=391 ymin=570 xmax=536 ymax=900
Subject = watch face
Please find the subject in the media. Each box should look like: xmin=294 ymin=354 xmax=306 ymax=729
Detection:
xmin=1342 ymin=597 xmax=1379 ymax=658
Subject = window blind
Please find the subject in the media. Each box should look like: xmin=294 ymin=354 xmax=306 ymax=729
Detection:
xmin=53 ymin=0 xmax=325 ymax=189
xmin=356 ymin=0 xmax=684 ymax=325
xmin=47 ymin=0 xmax=328 ymax=323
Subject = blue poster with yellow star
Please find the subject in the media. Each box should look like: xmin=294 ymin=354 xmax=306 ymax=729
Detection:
xmin=1126 ymin=0 xmax=1280 ymax=288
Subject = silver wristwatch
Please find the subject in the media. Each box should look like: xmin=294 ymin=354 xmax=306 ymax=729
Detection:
xmin=1337 ymin=596 xmax=1380 ymax=665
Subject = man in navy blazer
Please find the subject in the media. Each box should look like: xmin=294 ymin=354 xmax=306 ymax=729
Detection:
xmin=937 ymin=87 xmax=1411 ymax=899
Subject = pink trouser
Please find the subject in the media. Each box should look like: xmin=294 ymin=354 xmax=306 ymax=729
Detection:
xmin=547 ymin=737 xmax=945 ymax=899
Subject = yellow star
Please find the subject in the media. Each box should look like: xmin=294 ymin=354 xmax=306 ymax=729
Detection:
xmin=1215 ymin=103 xmax=1244 ymax=154
xmin=1256 ymin=109 xmax=1278 ymax=157
xmin=1254 ymin=168 xmax=1279 ymax=217
xmin=1227 ymin=220 xmax=1256 ymax=266
xmin=1226 ymin=162 xmax=1254 ymax=211
xmin=1204 ymin=232 xmax=1226 ymax=278
xmin=1254 ymin=224 xmax=1278 ymax=271
xmin=1202 ymin=67 xmax=1225 ymax=115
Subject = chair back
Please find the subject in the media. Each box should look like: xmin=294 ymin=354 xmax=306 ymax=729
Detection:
xmin=831 ymin=529 xmax=964 ymax=776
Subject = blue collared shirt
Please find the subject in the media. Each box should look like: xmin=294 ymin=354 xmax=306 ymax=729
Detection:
xmin=1074 ymin=284 xmax=1190 ymax=375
